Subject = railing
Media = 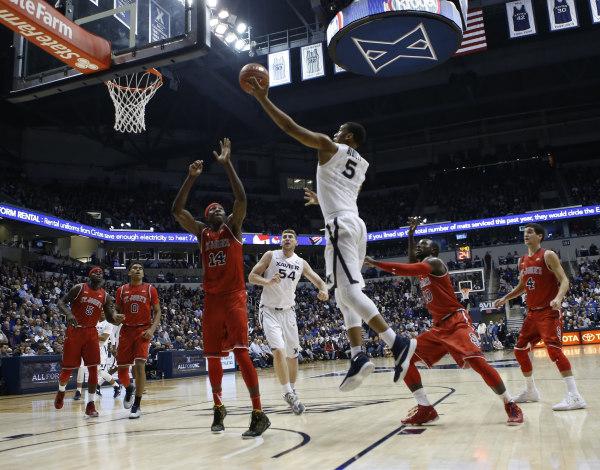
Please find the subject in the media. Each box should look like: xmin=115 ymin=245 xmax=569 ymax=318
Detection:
xmin=252 ymin=23 xmax=325 ymax=56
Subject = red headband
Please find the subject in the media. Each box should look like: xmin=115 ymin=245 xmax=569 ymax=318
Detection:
xmin=204 ymin=202 xmax=222 ymax=219
xmin=88 ymin=266 xmax=103 ymax=277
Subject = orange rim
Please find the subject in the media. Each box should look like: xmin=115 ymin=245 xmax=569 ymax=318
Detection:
xmin=106 ymin=68 xmax=163 ymax=92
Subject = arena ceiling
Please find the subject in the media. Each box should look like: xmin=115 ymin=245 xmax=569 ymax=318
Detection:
xmin=1 ymin=1 xmax=600 ymax=167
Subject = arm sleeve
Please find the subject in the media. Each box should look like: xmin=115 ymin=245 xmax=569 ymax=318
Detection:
xmin=373 ymin=261 xmax=433 ymax=277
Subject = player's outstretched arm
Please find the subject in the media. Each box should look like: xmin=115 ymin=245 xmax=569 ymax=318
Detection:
xmin=248 ymin=78 xmax=337 ymax=159
xmin=407 ymin=216 xmax=425 ymax=263
xmin=171 ymin=160 xmax=206 ymax=236
xmin=58 ymin=284 xmax=83 ymax=327
xmin=364 ymin=256 xmax=434 ymax=277
xmin=545 ymin=250 xmax=570 ymax=309
xmin=213 ymin=139 xmax=247 ymax=238
xmin=248 ymin=251 xmax=280 ymax=287
xmin=494 ymin=274 xmax=526 ymax=308
xmin=302 ymin=262 xmax=329 ymax=301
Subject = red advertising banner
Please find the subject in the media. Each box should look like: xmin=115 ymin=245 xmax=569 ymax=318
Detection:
xmin=534 ymin=331 xmax=582 ymax=348
xmin=0 ymin=0 xmax=111 ymax=73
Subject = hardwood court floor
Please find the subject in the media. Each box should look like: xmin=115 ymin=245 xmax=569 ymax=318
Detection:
xmin=1 ymin=345 xmax=599 ymax=470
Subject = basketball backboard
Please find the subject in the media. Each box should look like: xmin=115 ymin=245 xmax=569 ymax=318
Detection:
xmin=7 ymin=0 xmax=210 ymax=102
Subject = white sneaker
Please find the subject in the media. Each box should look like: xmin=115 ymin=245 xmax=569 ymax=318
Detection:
xmin=284 ymin=392 xmax=306 ymax=415
xmin=513 ymin=387 xmax=541 ymax=403
xmin=552 ymin=393 xmax=587 ymax=411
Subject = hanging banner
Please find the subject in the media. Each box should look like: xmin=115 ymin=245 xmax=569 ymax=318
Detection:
xmin=547 ymin=0 xmax=578 ymax=30
xmin=590 ymin=0 xmax=600 ymax=23
xmin=268 ymin=49 xmax=291 ymax=87
xmin=149 ymin=0 xmax=170 ymax=42
xmin=506 ymin=0 xmax=537 ymax=38
xmin=301 ymin=43 xmax=325 ymax=80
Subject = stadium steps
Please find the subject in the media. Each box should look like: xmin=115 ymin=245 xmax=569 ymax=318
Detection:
xmin=507 ymin=313 xmax=525 ymax=332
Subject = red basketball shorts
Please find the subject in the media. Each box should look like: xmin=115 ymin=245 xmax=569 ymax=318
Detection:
xmin=203 ymin=290 xmax=249 ymax=358
xmin=515 ymin=307 xmax=562 ymax=351
xmin=117 ymin=325 xmax=151 ymax=365
xmin=62 ymin=326 xmax=100 ymax=369
xmin=413 ymin=310 xmax=484 ymax=368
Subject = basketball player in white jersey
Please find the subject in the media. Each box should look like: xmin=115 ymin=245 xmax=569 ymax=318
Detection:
xmin=249 ymin=229 xmax=329 ymax=413
xmin=96 ymin=319 xmax=121 ymax=398
xmin=248 ymin=78 xmax=416 ymax=391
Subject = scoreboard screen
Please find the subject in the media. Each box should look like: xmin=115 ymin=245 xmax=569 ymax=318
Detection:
xmin=456 ymin=245 xmax=472 ymax=261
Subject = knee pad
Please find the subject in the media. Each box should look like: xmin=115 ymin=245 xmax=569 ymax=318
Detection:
xmin=513 ymin=347 xmax=533 ymax=374
xmin=59 ymin=370 xmax=72 ymax=384
xmin=467 ymin=357 xmax=503 ymax=389
xmin=547 ymin=345 xmax=571 ymax=372
xmin=87 ymin=366 xmax=98 ymax=386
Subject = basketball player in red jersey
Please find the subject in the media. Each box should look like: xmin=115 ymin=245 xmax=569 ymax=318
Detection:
xmin=365 ymin=218 xmax=523 ymax=426
xmin=172 ymin=138 xmax=270 ymax=438
xmin=494 ymin=223 xmax=586 ymax=410
xmin=115 ymin=263 xmax=162 ymax=419
xmin=54 ymin=267 xmax=121 ymax=417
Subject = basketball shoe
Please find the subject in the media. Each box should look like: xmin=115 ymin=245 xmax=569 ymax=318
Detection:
xmin=54 ymin=391 xmax=65 ymax=410
xmin=513 ymin=387 xmax=540 ymax=403
xmin=129 ymin=404 xmax=141 ymax=419
xmin=113 ymin=384 xmax=122 ymax=398
xmin=339 ymin=352 xmax=375 ymax=392
xmin=505 ymin=402 xmax=524 ymax=425
xmin=392 ymin=336 xmax=417 ymax=383
xmin=211 ymin=405 xmax=227 ymax=433
xmin=552 ymin=393 xmax=586 ymax=411
xmin=284 ymin=392 xmax=306 ymax=415
xmin=242 ymin=410 xmax=270 ymax=438
xmin=73 ymin=390 xmax=82 ymax=401
xmin=85 ymin=402 xmax=99 ymax=418
xmin=123 ymin=385 xmax=135 ymax=409
xmin=401 ymin=405 xmax=439 ymax=425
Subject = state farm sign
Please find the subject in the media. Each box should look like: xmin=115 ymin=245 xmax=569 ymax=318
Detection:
xmin=0 ymin=0 xmax=110 ymax=73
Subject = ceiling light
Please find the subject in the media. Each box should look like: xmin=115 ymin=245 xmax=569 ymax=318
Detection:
xmin=234 ymin=38 xmax=246 ymax=50
xmin=215 ymin=22 xmax=227 ymax=35
xmin=225 ymin=32 xmax=237 ymax=43
xmin=236 ymin=22 xmax=247 ymax=34
xmin=218 ymin=9 xmax=229 ymax=19
xmin=209 ymin=18 xmax=219 ymax=27
xmin=206 ymin=0 xmax=218 ymax=7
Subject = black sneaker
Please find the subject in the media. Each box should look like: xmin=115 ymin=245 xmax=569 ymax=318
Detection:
xmin=113 ymin=385 xmax=122 ymax=398
xmin=392 ymin=336 xmax=417 ymax=383
xmin=73 ymin=390 xmax=82 ymax=401
xmin=211 ymin=405 xmax=227 ymax=433
xmin=339 ymin=352 xmax=375 ymax=392
xmin=123 ymin=385 xmax=135 ymax=409
xmin=96 ymin=385 xmax=102 ymax=397
xmin=242 ymin=410 xmax=270 ymax=439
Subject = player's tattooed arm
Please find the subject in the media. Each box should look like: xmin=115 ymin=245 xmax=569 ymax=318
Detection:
xmin=247 ymin=77 xmax=337 ymax=162
xmin=103 ymin=296 xmax=123 ymax=326
xmin=424 ymin=257 xmax=447 ymax=276
xmin=171 ymin=160 xmax=207 ymax=236
xmin=58 ymin=284 xmax=83 ymax=327
xmin=214 ymin=138 xmax=247 ymax=238
xmin=545 ymin=250 xmax=570 ymax=309
xmin=304 ymin=188 xmax=319 ymax=206
xmin=248 ymin=251 xmax=280 ymax=287
xmin=302 ymin=262 xmax=329 ymax=301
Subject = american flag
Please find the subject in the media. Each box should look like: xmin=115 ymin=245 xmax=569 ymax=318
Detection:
xmin=454 ymin=9 xmax=487 ymax=56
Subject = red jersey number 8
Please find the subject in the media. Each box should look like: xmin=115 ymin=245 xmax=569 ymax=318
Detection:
xmin=85 ymin=305 xmax=94 ymax=316
xmin=131 ymin=303 xmax=139 ymax=314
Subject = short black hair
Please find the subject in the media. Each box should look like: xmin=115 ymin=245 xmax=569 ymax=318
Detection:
xmin=344 ymin=122 xmax=366 ymax=146
xmin=127 ymin=262 xmax=144 ymax=271
xmin=525 ymin=223 xmax=546 ymax=241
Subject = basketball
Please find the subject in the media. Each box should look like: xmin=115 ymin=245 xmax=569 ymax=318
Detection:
xmin=239 ymin=63 xmax=269 ymax=94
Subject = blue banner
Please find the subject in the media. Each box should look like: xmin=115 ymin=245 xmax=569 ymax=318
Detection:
xmin=1 ymin=202 xmax=599 ymax=245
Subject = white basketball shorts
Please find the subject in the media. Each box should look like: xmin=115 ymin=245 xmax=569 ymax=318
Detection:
xmin=324 ymin=214 xmax=366 ymax=291
xmin=260 ymin=306 xmax=300 ymax=358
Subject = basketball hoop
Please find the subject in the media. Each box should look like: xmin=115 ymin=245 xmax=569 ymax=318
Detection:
xmin=460 ymin=286 xmax=472 ymax=302
xmin=106 ymin=68 xmax=163 ymax=133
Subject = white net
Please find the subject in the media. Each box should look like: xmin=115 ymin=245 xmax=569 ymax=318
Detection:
xmin=106 ymin=68 xmax=163 ymax=133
